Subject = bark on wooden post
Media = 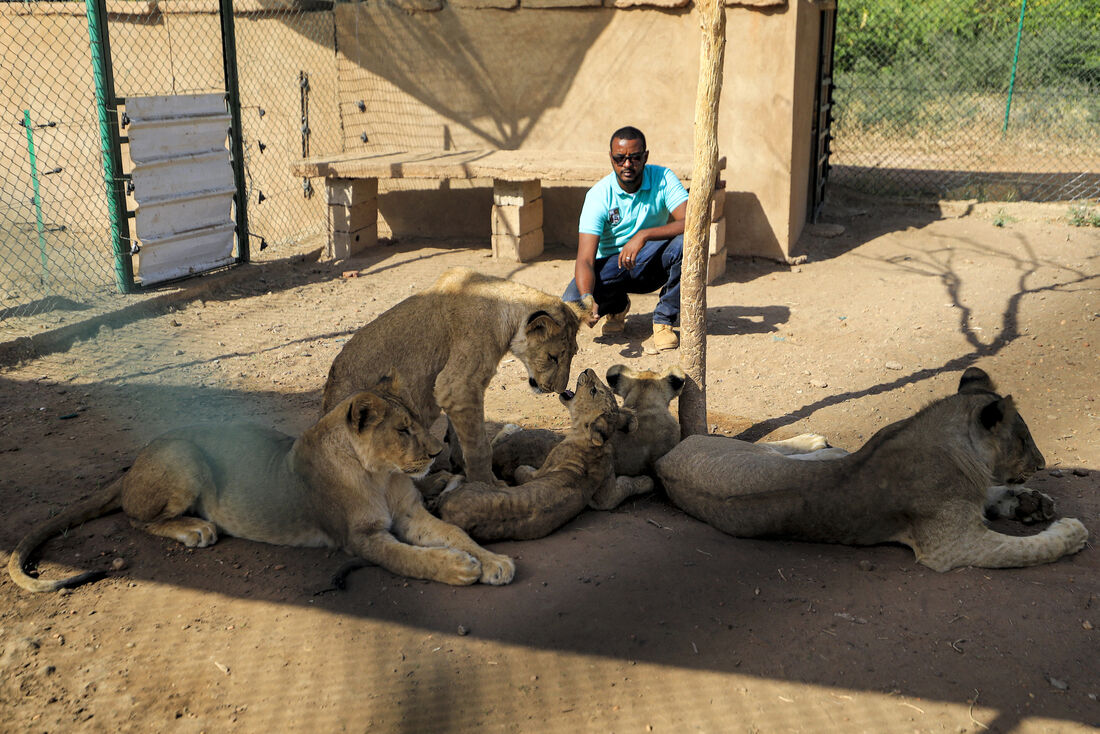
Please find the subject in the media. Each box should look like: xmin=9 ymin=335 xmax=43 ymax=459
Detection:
xmin=678 ymin=0 xmax=726 ymax=438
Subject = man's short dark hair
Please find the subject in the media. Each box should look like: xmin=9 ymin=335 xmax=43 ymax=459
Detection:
xmin=610 ymin=126 xmax=646 ymax=151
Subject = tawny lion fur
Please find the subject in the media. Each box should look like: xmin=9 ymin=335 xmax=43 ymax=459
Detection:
xmin=656 ymin=367 xmax=1088 ymax=572
xmin=492 ymin=364 xmax=685 ymax=491
xmin=322 ymin=267 xmax=591 ymax=484
xmin=9 ymin=377 xmax=515 ymax=593
xmin=432 ymin=369 xmax=647 ymax=541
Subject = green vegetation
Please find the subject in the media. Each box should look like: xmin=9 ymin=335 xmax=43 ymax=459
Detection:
xmin=1067 ymin=204 xmax=1100 ymax=227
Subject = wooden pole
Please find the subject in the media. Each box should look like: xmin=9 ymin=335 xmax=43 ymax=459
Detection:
xmin=678 ymin=0 xmax=726 ymax=438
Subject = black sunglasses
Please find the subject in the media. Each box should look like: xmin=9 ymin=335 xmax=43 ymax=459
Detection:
xmin=610 ymin=151 xmax=646 ymax=165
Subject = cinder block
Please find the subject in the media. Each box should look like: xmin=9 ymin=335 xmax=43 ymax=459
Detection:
xmin=491 ymin=199 xmax=543 ymax=237
xmin=327 ymin=224 xmax=377 ymax=261
xmin=493 ymin=179 xmax=541 ymax=206
xmin=708 ymin=217 xmax=726 ymax=255
xmin=492 ymin=230 xmax=544 ymax=262
xmin=325 ymin=177 xmax=378 ymax=208
xmin=450 ymin=0 xmax=516 ymax=7
xmin=329 ymin=199 xmax=378 ymax=234
xmin=707 ymin=248 xmax=727 ymax=284
xmin=710 ymin=190 xmax=726 ymax=221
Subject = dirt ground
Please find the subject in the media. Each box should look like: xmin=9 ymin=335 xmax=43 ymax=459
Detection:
xmin=1 ymin=188 xmax=1098 ymax=733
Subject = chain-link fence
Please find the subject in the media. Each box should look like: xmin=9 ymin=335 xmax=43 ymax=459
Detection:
xmin=831 ymin=0 xmax=1100 ymax=201
xmin=0 ymin=0 xmax=337 ymax=331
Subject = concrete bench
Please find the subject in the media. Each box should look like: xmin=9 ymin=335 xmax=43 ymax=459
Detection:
xmin=290 ymin=148 xmax=728 ymax=276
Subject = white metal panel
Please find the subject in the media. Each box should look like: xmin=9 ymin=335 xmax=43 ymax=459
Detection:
xmin=126 ymin=94 xmax=236 ymax=286
xmin=135 ymin=223 xmax=237 ymax=282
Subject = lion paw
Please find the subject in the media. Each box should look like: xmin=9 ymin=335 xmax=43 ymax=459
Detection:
xmin=478 ymin=553 xmax=516 ymax=585
xmin=986 ymin=486 xmax=1055 ymax=524
xmin=1051 ymin=517 xmax=1088 ymax=554
xmin=178 ymin=521 xmax=218 ymax=547
xmin=438 ymin=549 xmax=482 ymax=586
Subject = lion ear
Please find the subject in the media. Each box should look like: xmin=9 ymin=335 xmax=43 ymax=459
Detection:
xmin=348 ymin=392 xmax=385 ymax=432
xmin=663 ymin=366 xmax=687 ymax=396
xmin=958 ymin=367 xmax=995 ymax=395
xmin=605 ymin=364 xmax=631 ymax=396
xmin=978 ymin=396 xmax=1008 ymax=431
xmin=525 ymin=310 xmax=560 ymax=338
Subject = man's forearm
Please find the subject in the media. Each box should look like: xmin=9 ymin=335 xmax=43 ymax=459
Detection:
xmin=638 ymin=218 xmax=685 ymax=243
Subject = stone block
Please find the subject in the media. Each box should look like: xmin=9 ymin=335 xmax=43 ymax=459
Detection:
xmin=450 ymin=0 xmax=517 ymax=7
xmin=523 ymin=0 xmax=601 ymax=6
xmin=491 ymin=199 xmax=543 ymax=237
xmin=493 ymin=179 xmax=542 ymax=206
xmin=707 ymin=248 xmax=727 ymax=284
xmin=326 ymin=177 xmax=378 ymax=208
xmin=328 ymin=224 xmax=377 ymax=261
xmin=386 ymin=0 xmax=443 ymax=10
xmin=710 ymin=190 xmax=726 ymax=221
xmin=606 ymin=0 xmax=689 ymax=7
xmin=492 ymin=230 xmax=544 ymax=263
xmin=708 ymin=217 xmax=727 ymax=256
xmin=329 ymin=199 xmax=378 ymax=234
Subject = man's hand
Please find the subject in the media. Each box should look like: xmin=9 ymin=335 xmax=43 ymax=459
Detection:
xmin=618 ymin=233 xmax=646 ymax=270
xmin=581 ymin=294 xmax=600 ymax=327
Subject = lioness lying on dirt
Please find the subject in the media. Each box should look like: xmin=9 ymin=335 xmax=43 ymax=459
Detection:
xmin=8 ymin=376 xmax=515 ymax=592
xmin=322 ymin=267 xmax=591 ymax=484
xmin=431 ymin=369 xmax=645 ymax=541
xmin=657 ymin=368 xmax=1088 ymax=572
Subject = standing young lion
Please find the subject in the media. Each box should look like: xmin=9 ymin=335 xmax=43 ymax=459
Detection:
xmin=656 ymin=367 xmax=1088 ymax=572
xmin=9 ymin=377 xmax=515 ymax=592
xmin=323 ymin=267 xmax=590 ymax=484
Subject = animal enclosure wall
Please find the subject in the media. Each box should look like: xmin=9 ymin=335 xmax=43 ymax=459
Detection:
xmin=334 ymin=0 xmax=823 ymax=262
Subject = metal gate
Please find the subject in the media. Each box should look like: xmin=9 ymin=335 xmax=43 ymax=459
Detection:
xmin=808 ymin=1 xmax=837 ymax=222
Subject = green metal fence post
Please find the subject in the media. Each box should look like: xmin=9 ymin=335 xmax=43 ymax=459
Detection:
xmin=1003 ymin=0 xmax=1028 ymax=137
xmin=22 ymin=110 xmax=50 ymax=289
xmin=84 ymin=0 xmax=134 ymax=293
xmin=220 ymin=0 xmax=250 ymax=263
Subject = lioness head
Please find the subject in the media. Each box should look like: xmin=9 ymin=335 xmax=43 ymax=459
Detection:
xmin=342 ymin=375 xmax=443 ymax=479
xmin=559 ymin=368 xmax=637 ymax=446
xmin=958 ymin=367 xmax=1045 ymax=484
xmin=512 ymin=304 xmax=585 ymax=394
xmin=605 ymin=363 xmax=686 ymax=412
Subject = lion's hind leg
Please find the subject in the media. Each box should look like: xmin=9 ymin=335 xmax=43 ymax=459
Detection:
xmin=588 ymin=475 xmax=654 ymax=511
xmin=912 ymin=513 xmax=1088 ymax=572
xmin=984 ymin=485 xmax=1055 ymax=525
xmin=760 ymin=433 xmax=833 ymax=455
xmin=120 ymin=438 xmax=218 ymax=548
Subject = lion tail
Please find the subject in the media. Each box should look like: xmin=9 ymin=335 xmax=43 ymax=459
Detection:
xmin=7 ymin=481 xmax=123 ymax=593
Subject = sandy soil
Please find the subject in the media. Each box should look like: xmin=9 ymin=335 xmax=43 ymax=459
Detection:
xmin=1 ymin=189 xmax=1098 ymax=733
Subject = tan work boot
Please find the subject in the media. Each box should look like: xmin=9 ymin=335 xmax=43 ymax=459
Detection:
xmin=643 ymin=323 xmax=679 ymax=354
xmin=601 ymin=298 xmax=630 ymax=336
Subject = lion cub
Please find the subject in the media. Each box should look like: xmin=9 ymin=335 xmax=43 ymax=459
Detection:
xmin=9 ymin=376 xmax=515 ymax=592
xmin=431 ymin=369 xmax=642 ymax=541
xmin=657 ymin=367 xmax=1088 ymax=572
xmin=492 ymin=364 xmax=685 ymax=508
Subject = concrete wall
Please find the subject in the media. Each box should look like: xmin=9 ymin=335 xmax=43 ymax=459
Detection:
xmin=334 ymin=0 xmax=824 ymax=260
xmin=1 ymin=0 xmax=822 ymax=267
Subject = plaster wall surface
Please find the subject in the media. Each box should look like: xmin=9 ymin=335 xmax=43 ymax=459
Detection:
xmin=334 ymin=1 xmax=818 ymax=260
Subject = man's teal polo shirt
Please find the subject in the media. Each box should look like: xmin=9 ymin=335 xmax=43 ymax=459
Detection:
xmin=578 ymin=164 xmax=690 ymax=259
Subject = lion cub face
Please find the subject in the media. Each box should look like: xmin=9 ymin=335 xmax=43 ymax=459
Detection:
xmin=512 ymin=307 xmax=581 ymax=395
xmin=605 ymin=364 xmax=686 ymax=413
xmin=343 ymin=386 xmax=443 ymax=479
xmin=958 ymin=367 xmax=1045 ymax=485
xmin=559 ymin=368 xmax=636 ymax=445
